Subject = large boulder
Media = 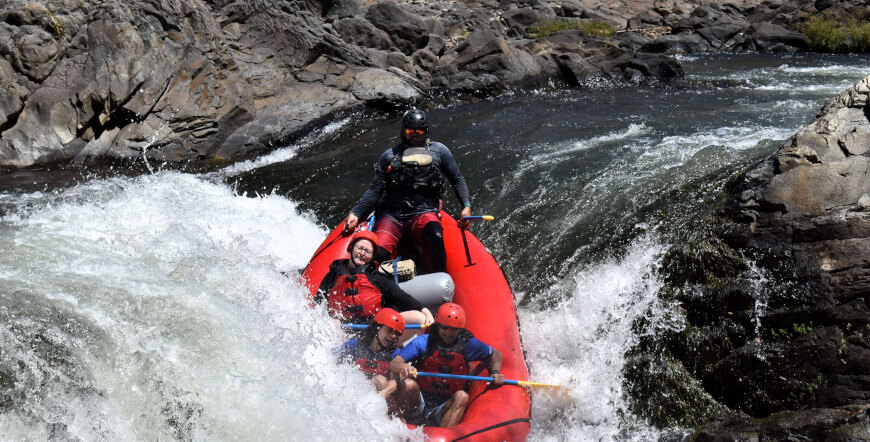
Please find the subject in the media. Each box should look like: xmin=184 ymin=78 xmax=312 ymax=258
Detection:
xmin=7 ymin=0 xmax=829 ymax=168
xmin=709 ymin=75 xmax=870 ymax=414
xmin=364 ymin=1 xmax=430 ymax=55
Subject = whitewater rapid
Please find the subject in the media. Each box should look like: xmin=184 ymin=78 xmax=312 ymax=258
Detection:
xmin=2 ymin=53 xmax=869 ymax=441
xmin=0 ymin=172 xmax=421 ymax=440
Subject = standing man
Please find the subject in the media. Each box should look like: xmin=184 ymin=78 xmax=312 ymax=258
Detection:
xmin=389 ymin=303 xmax=504 ymax=427
xmin=343 ymin=108 xmax=472 ymax=274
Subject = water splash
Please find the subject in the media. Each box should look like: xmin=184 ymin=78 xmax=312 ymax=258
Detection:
xmin=218 ymin=118 xmax=351 ymax=178
xmin=0 ymin=172 xmax=420 ymax=440
xmin=521 ymin=237 xmax=683 ymax=440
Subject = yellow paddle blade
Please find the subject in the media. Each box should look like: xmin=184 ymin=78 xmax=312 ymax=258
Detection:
xmin=516 ymin=380 xmax=572 ymax=398
xmin=517 ymin=380 xmax=564 ymax=389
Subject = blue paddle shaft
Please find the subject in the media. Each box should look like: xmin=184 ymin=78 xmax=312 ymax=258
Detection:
xmin=342 ymin=323 xmax=424 ymax=329
xmin=415 ymin=371 xmax=519 ymax=386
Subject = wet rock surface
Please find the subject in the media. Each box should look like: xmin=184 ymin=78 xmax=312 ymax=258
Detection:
xmin=680 ymin=74 xmax=870 ymax=437
xmin=2 ymin=0 xmax=863 ymax=167
xmin=691 ymin=405 xmax=870 ymax=441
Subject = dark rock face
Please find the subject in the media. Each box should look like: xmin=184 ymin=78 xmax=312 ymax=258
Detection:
xmin=691 ymin=405 xmax=870 ymax=442
xmin=684 ymin=75 xmax=870 ymax=435
xmin=0 ymin=0 xmax=696 ymax=167
xmin=5 ymin=0 xmax=863 ymax=167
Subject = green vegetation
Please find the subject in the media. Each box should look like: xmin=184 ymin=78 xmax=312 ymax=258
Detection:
xmin=767 ymin=322 xmax=813 ymax=341
xmin=580 ymin=20 xmax=616 ymax=37
xmin=846 ymin=19 xmax=870 ymax=52
xmin=800 ymin=15 xmax=870 ymax=52
xmin=527 ymin=18 xmax=615 ymax=39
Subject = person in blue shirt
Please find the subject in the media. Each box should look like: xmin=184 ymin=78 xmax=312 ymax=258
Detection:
xmin=389 ymin=303 xmax=504 ymax=427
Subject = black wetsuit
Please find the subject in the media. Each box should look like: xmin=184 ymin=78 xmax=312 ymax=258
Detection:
xmin=350 ymin=141 xmax=471 ymax=220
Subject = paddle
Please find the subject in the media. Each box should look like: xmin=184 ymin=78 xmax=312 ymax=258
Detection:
xmin=460 ymin=215 xmax=494 ymax=221
xmin=458 ymin=214 xmax=494 ymax=267
xmin=414 ymin=371 xmax=566 ymax=390
xmin=342 ymin=323 xmax=427 ymax=330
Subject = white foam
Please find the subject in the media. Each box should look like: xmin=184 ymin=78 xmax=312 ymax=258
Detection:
xmin=510 ymin=123 xmax=651 ymax=183
xmin=219 ymin=118 xmax=350 ymax=177
xmin=522 ymin=237 xmax=683 ymax=441
xmin=0 ymin=171 xmax=420 ymax=440
xmin=777 ymin=63 xmax=870 ymax=75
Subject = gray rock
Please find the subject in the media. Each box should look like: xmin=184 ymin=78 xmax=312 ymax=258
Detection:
xmin=0 ymin=58 xmax=27 ymax=127
xmin=641 ymin=33 xmax=712 ymax=54
xmin=324 ymin=0 xmax=361 ymax=19
xmin=713 ymin=74 xmax=870 ymax=415
xmin=742 ymin=22 xmax=807 ymax=52
xmin=0 ymin=0 xmax=829 ymax=168
xmin=333 ymin=17 xmax=394 ymax=52
xmin=349 ymin=68 xmax=421 ymax=103
xmin=364 ymin=1 xmax=430 ymax=55
xmin=501 ymin=8 xmax=541 ymax=37
xmin=692 ymin=406 xmax=870 ymax=441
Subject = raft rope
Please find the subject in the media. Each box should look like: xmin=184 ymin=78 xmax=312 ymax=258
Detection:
xmin=449 ymin=417 xmax=531 ymax=442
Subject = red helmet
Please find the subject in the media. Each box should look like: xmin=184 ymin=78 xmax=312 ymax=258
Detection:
xmin=435 ymin=303 xmax=466 ymax=328
xmin=373 ymin=308 xmax=405 ymax=333
xmin=347 ymin=230 xmax=378 ymax=253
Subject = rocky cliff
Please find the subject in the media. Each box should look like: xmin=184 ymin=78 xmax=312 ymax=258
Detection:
xmin=678 ymin=74 xmax=870 ymax=439
xmin=3 ymin=0 xmax=859 ymax=168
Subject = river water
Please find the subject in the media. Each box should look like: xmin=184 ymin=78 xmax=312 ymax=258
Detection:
xmin=1 ymin=53 xmax=868 ymax=440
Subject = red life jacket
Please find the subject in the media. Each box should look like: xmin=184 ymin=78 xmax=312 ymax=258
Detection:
xmin=417 ymin=328 xmax=473 ymax=397
xmin=326 ymin=266 xmax=382 ymax=321
xmin=352 ymin=340 xmax=392 ymax=378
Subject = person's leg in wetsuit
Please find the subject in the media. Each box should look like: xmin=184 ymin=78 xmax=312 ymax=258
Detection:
xmin=420 ymin=221 xmax=447 ymax=274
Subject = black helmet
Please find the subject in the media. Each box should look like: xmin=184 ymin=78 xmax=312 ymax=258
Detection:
xmin=401 ymin=108 xmax=428 ymax=131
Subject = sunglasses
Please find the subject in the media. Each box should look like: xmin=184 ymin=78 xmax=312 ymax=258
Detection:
xmin=404 ymin=128 xmax=426 ymax=136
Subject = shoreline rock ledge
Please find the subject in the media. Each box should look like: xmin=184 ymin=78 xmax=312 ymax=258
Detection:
xmin=694 ymin=74 xmax=870 ymax=440
xmin=0 ymin=0 xmax=690 ymax=169
xmin=721 ymin=74 xmax=870 ymax=302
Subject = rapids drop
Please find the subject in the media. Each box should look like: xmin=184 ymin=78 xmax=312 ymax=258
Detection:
xmin=1 ymin=53 xmax=869 ymax=440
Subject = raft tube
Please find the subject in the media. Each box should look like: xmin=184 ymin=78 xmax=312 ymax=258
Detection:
xmin=399 ymin=272 xmax=455 ymax=311
xmin=302 ymin=211 xmax=531 ymax=441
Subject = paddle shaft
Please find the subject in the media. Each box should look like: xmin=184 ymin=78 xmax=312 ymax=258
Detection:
xmin=417 ymin=371 xmax=519 ymax=386
xmin=342 ymin=323 xmax=424 ymax=329
xmin=415 ymin=371 xmax=563 ymax=389
xmin=460 ymin=215 xmax=494 ymax=221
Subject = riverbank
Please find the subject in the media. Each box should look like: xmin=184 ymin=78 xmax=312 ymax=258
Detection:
xmin=2 ymin=0 xmax=866 ymax=169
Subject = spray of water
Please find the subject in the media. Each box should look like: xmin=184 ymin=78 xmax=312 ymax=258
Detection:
xmin=0 ymin=172 xmax=421 ymax=440
xmin=521 ymin=237 xmax=683 ymax=441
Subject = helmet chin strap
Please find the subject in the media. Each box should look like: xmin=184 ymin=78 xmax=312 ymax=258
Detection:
xmin=375 ymin=326 xmax=388 ymax=351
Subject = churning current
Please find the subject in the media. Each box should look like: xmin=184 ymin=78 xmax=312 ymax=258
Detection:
xmin=1 ymin=53 xmax=868 ymax=440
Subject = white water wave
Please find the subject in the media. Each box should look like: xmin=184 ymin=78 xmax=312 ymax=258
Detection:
xmin=0 ymin=171 xmax=420 ymax=441
xmin=538 ymin=123 xmax=651 ymax=161
xmin=637 ymin=124 xmax=795 ymax=168
xmin=218 ymin=118 xmax=351 ymax=177
xmin=523 ymin=236 xmax=683 ymax=441
xmin=776 ymin=63 xmax=870 ymax=75
xmin=752 ymin=82 xmax=856 ymax=93
xmin=508 ymin=123 xmax=651 ymax=185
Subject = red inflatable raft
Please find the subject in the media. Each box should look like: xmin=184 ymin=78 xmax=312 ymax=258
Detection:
xmin=302 ymin=211 xmax=531 ymax=441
